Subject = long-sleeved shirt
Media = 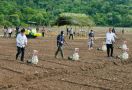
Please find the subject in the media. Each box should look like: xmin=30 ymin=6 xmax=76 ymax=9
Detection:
xmin=106 ymin=32 xmax=116 ymax=44
xmin=70 ymin=29 xmax=74 ymax=34
xmin=16 ymin=33 xmax=27 ymax=48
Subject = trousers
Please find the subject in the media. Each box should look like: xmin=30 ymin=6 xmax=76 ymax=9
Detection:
xmin=106 ymin=44 xmax=113 ymax=57
xmin=55 ymin=45 xmax=64 ymax=58
xmin=16 ymin=46 xmax=25 ymax=61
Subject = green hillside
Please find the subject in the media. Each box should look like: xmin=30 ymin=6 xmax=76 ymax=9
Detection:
xmin=0 ymin=0 xmax=132 ymax=27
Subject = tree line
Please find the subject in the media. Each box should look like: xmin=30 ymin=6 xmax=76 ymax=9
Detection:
xmin=0 ymin=0 xmax=132 ymax=27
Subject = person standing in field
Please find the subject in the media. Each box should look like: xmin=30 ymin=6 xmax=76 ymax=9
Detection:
xmin=112 ymin=27 xmax=116 ymax=34
xmin=16 ymin=28 xmax=27 ymax=62
xmin=55 ymin=31 xmax=65 ymax=59
xmin=3 ymin=26 xmax=8 ymax=38
xmin=122 ymin=28 xmax=124 ymax=35
xmin=36 ymin=26 xmax=39 ymax=32
xmin=16 ymin=26 xmax=20 ymax=37
xmin=41 ymin=27 xmax=45 ymax=37
xmin=69 ymin=28 xmax=74 ymax=40
xmin=106 ymin=28 xmax=117 ymax=57
xmin=8 ymin=27 xmax=13 ymax=38
xmin=88 ymin=30 xmax=95 ymax=50
xmin=66 ymin=27 xmax=69 ymax=36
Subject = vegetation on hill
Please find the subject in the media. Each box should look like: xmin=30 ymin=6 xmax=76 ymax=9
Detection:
xmin=0 ymin=0 xmax=132 ymax=27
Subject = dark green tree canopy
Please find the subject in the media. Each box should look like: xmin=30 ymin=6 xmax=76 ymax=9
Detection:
xmin=0 ymin=0 xmax=132 ymax=27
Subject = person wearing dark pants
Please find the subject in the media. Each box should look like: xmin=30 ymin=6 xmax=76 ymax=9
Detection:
xmin=66 ymin=27 xmax=69 ymax=36
xmin=88 ymin=30 xmax=95 ymax=50
xmin=41 ymin=27 xmax=45 ymax=37
xmin=16 ymin=26 xmax=20 ymax=37
xmin=8 ymin=32 xmax=12 ymax=38
xmin=55 ymin=31 xmax=64 ymax=59
xmin=16 ymin=28 xmax=27 ymax=62
xmin=106 ymin=28 xmax=116 ymax=57
xmin=42 ymin=32 xmax=44 ymax=37
xmin=69 ymin=34 xmax=73 ymax=40
xmin=69 ymin=28 xmax=74 ymax=40
xmin=8 ymin=28 xmax=12 ymax=38
xmin=16 ymin=47 xmax=25 ymax=61
xmin=106 ymin=44 xmax=113 ymax=57
xmin=55 ymin=45 xmax=64 ymax=58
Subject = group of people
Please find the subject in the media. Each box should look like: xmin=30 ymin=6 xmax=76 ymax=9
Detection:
xmin=67 ymin=27 xmax=75 ymax=40
xmin=55 ymin=27 xmax=127 ymax=60
xmin=89 ymin=28 xmax=129 ymax=60
xmin=15 ymin=27 xmax=128 ymax=64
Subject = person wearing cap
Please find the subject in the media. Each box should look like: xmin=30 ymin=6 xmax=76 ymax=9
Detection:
xmin=16 ymin=28 xmax=27 ymax=62
xmin=55 ymin=31 xmax=65 ymax=59
xmin=106 ymin=28 xmax=117 ymax=57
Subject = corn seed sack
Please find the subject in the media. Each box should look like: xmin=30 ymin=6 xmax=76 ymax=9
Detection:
xmin=102 ymin=45 xmax=107 ymax=51
xmin=121 ymin=44 xmax=128 ymax=50
xmin=119 ymin=41 xmax=128 ymax=50
xmin=118 ymin=48 xmax=129 ymax=60
xmin=72 ymin=53 xmax=79 ymax=60
xmin=97 ymin=42 xmax=107 ymax=51
xmin=68 ymin=48 xmax=79 ymax=61
xmin=102 ymin=42 xmax=107 ymax=51
xmin=118 ymin=51 xmax=129 ymax=60
xmin=27 ymin=50 xmax=38 ymax=64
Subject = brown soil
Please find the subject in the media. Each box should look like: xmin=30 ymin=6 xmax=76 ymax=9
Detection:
xmin=0 ymin=29 xmax=132 ymax=90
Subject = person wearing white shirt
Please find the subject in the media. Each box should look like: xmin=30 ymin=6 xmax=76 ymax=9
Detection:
xmin=69 ymin=28 xmax=74 ymax=40
xmin=106 ymin=28 xmax=116 ymax=57
xmin=8 ymin=28 xmax=13 ymax=38
xmin=16 ymin=28 xmax=27 ymax=62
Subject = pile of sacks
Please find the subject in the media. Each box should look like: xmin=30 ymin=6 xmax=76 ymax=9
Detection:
xmin=117 ymin=41 xmax=129 ymax=60
xmin=68 ymin=48 xmax=79 ymax=61
xmin=27 ymin=50 xmax=39 ymax=64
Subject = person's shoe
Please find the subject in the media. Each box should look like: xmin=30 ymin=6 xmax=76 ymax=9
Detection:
xmin=62 ymin=57 xmax=65 ymax=60
xmin=18 ymin=60 xmax=24 ymax=63
xmin=16 ymin=57 xmax=18 ymax=60
xmin=55 ymin=56 xmax=58 ymax=59
xmin=111 ymin=55 xmax=113 ymax=57
xmin=107 ymin=55 xmax=110 ymax=57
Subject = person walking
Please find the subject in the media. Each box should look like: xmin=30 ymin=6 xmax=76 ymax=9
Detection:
xmin=106 ymin=28 xmax=117 ymax=57
xmin=55 ymin=31 xmax=65 ymax=59
xmin=88 ymin=30 xmax=95 ymax=50
xmin=16 ymin=28 xmax=27 ymax=62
